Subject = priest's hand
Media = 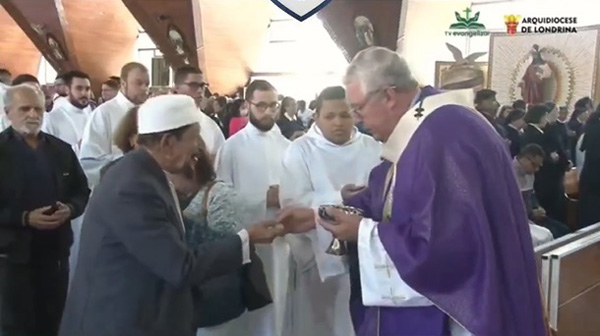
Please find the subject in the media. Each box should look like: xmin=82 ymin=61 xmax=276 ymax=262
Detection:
xmin=319 ymin=208 xmax=362 ymax=242
xmin=276 ymin=207 xmax=315 ymax=234
xmin=341 ymin=184 xmax=366 ymax=203
xmin=266 ymin=185 xmax=281 ymax=209
xmin=247 ymin=220 xmax=285 ymax=244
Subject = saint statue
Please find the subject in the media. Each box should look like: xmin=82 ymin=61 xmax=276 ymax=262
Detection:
xmin=354 ymin=16 xmax=375 ymax=50
xmin=519 ymin=44 xmax=553 ymax=105
xmin=439 ymin=43 xmax=487 ymax=91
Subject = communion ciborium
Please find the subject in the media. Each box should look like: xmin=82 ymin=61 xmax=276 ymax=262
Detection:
xmin=318 ymin=205 xmax=364 ymax=256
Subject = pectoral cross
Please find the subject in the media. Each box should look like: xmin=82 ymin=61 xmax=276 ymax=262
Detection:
xmin=414 ymin=100 xmax=425 ymax=120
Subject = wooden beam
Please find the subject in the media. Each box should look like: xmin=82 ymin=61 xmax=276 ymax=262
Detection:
xmin=0 ymin=0 xmax=75 ymax=73
xmin=122 ymin=0 xmax=198 ymax=71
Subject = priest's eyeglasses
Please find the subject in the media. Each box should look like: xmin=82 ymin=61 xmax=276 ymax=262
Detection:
xmin=351 ymin=86 xmax=396 ymax=118
xmin=249 ymin=101 xmax=280 ymax=112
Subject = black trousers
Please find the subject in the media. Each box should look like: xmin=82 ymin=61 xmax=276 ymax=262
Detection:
xmin=0 ymin=255 xmax=69 ymax=336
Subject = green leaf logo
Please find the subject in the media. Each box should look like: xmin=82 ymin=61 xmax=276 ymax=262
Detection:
xmin=449 ymin=8 xmax=487 ymax=30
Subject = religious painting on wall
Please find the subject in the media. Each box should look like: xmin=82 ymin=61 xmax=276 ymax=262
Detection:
xmin=488 ymin=26 xmax=600 ymax=109
xmin=435 ymin=43 xmax=488 ymax=90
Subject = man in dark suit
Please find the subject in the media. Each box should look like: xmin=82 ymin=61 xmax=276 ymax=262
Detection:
xmin=59 ymin=95 xmax=283 ymax=336
xmin=0 ymin=84 xmax=90 ymax=336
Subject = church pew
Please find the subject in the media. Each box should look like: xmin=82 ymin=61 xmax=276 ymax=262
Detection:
xmin=541 ymin=228 xmax=600 ymax=335
xmin=536 ymin=222 xmax=600 ymax=279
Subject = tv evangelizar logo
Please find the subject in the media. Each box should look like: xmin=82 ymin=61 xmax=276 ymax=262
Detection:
xmin=271 ymin=0 xmax=332 ymax=22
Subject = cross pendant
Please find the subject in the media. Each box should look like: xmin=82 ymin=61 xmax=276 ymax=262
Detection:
xmin=414 ymin=107 xmax=424 ymax=120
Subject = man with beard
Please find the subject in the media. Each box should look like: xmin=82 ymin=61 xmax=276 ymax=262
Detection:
xmin=42 ymin=71 xmax=92 ymax=154
xmin=215 ymin=79 xmax=291 ymax=336
xmin=0 ymin=84 xmax=90 ymax=336
xmin=79 ymin=62 xmax=149 ymax=188
xmin=173 ymin=66 xmax=225 ymax=158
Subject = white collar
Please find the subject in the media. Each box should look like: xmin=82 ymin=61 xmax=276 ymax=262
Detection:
xmin=243 ymin=119 xmax=281 ymax=137
xmin=306 ymin=123 xmax=360 ymax=148
xmin=61 ymin=100 xmax=88 ymax=114
xmin=115 ymin=91 xmax=136 ymax=111
xmin=529 ymin=123 xmax=544 ymax=134
xmin=381 ymin=89 xmax=480 ymax=163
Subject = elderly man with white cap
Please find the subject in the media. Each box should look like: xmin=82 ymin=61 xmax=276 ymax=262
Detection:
xmin=59 ymin=95 xmax=284 ymax=336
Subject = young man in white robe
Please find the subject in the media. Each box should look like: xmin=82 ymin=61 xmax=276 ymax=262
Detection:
xmin=79 ymin=62 xmax=149 ymax=188
xmin=172 ymin=66 xmax=225 ymax=158
xmin=42 ymin=70 xmax=92 ymax=154
xmin=41 ymin=70 xmax=94 ymax=279
xmin=279 ymin=86 xmax=381 ymax=336
xmin=215 ymin=79 xmax=291 ymax=336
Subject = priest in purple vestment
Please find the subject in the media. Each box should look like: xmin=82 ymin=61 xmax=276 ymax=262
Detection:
xmin=277 ymin=47 xmax=549 ymax=336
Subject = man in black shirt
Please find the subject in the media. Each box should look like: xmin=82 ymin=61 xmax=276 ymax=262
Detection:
xmin=0 ymin=84 xmax=90 ymax=336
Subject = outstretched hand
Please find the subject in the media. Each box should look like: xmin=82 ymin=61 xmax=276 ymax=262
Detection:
xmin=276 ymin=207 xmax=315 ymax=234
xmin=319 ymin=207 xmax=362 ymax=242
xmin=248 ymin=220 xmax=285 ymax=244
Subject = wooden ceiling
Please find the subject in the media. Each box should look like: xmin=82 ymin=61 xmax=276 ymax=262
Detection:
xmin=0 ymin=5 xmax=41 ymax=75
xmin=0 ymin=0 xmax=137 ymax=90
xmin=0 ymin=0 xmax=403 ymax=95
xmin=196 ymin=0 xmax=271 ymax=94
xmin=61 ymin=0 xmax=139 ymax=88
xmin=124 ymin=0 xmax=270 ymax=94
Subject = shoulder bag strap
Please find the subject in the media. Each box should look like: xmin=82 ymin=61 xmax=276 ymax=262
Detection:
xmin=201 ymin=180 xmax=219 ymax=220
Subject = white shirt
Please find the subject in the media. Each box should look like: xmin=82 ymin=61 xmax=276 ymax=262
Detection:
xmin=53 ymin=96 xmax=92 ymax=114
xmin=0 ymin=82 xmax=10 ymax=132
xmin=298 ymin=109 xmax=313 ymax=128
xmin=280 ymin=124 xmax=381 ymax=280
xmin=198 ymin=109 xmax=225 ymax=157
xmin=79 ymin=92 xmax=135 ymax=187
xmin=42 ymin=101 xmax=90 ymax=152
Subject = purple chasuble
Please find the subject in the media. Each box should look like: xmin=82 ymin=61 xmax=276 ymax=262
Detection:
xmin=346 ymin=87 xmax=546 ymax=336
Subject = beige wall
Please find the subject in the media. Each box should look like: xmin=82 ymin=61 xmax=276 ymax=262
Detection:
xmin=402 ymin=0 xmax=471 ymax=85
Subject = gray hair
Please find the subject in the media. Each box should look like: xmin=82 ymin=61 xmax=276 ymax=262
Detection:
xmin=343 ymin=47 xmax=418 ymax=94
xmin=4 ymin=84 xmax=44 ymax=111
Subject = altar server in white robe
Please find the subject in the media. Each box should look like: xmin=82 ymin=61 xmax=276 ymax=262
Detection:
xmin=41 ymin=70 xmax=93 ymax=280
xmin=279 ymin=86 xmax=381 ymax=336
xmin=42 ymin=70 xmax=92 ymax=154
xmin=172 ymin=65 xmax=225 ymax=157
xmin=215 ymin=79 xmax=291 ymax=336
xmin=79 ymin=62 xmax=149 ymax=187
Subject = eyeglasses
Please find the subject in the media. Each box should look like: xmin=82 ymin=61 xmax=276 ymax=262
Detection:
xmin=350 ymin=86 xmax=395 ymax=118
xmin=249 ymin=101 xmax=280 ymax=111
xmin=183 ymin=81 xmax=208 ymax=91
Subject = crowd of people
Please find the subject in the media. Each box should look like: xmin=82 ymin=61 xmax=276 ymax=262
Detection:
xmin=0 ymin=45 xmax=597 ymax=336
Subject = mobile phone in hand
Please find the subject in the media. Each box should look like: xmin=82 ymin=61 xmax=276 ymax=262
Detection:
xmin=43 ymin=203 xmax=60 ymax=215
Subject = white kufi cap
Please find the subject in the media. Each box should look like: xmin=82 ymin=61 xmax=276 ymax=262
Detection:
xmin=137 ymin=94 xmax=200 ymax=135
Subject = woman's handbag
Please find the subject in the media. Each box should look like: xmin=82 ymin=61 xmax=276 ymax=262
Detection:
xmin=193 ymin=182 xmax=272 ymax=328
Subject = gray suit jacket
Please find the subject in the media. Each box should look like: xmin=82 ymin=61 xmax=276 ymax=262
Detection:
xmin=59 ymin=149 xmax=243 ymax=336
